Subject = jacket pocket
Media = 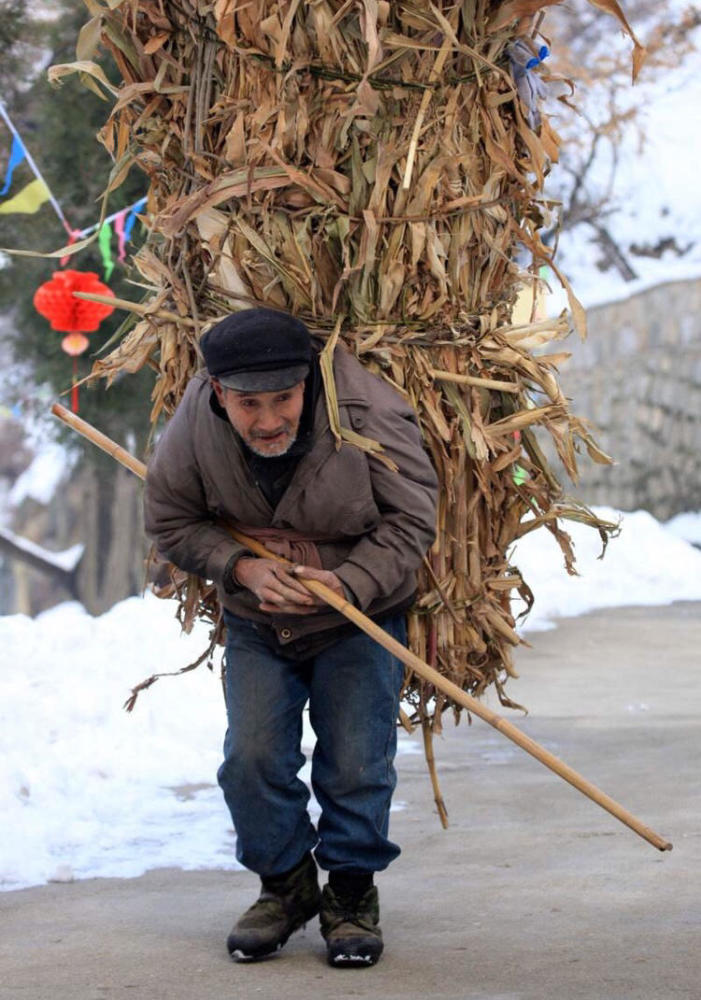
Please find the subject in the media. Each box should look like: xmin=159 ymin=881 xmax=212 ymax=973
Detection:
xmin=339 ymin=397 xmax=371 ymax=434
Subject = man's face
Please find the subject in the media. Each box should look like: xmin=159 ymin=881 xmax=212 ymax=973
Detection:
xmin=212 ymin=378 xmax=305 ymax=457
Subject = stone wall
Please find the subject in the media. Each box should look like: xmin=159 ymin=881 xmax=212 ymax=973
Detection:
xmin=554 ymin=276 xmax=701 ymax=520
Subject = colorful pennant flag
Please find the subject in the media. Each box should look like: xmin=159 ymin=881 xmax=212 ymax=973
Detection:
xmin=0 ymin=177 xmax=50 ymax=215
xmin=2 ymin=100 xmax=147 ymax=263
xmin=0 ymin=133 xmax=26 ymax=196
xmin=98 ymin=220 xmax=115 ymax=280
xmin=513 ymin=465 xmax=529 ymax=486
xmin=122 ymin=200 xmax=145 ymax=242
xmin=73 ymin=196 xmax=147 ymax=240
xmin=114 ymin=208 xmax=127 ymax=261
xmin=1 ymin=101 xmax=71 ymax=231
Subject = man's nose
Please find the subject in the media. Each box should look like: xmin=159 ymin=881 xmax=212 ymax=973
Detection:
xmin=254 ymin=406 xmax=282 ymax=431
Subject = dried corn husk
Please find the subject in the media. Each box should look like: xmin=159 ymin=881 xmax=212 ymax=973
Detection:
xmin=55 ymin=0 xmax=636 ymax=813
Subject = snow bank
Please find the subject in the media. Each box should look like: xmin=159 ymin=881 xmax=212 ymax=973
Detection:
xmin=1 ymin=595 xmax=234 ymax=891
xmin=665 ymin=511 xmax=701 ymax=547
xmin=511 ymin=506 xmax=701 ymax=632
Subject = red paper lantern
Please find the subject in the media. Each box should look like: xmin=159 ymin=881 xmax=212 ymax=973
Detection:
xmin=33 ymin=270 xmax=115 ymax=414
xmin=33 ymin=270 xmax=115 ymax=333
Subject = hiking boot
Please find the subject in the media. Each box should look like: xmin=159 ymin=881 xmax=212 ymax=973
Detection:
xmin=319 ymin=883 xmax=383 ymax=967
xmin=226 ymin=853 xmax=320 ymax=961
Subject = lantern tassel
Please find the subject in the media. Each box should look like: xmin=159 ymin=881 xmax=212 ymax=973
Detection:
xmin=71 ymin=357 xmax=79 ymax=413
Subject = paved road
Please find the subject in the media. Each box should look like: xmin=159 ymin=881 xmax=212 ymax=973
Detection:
xmin=2 ymin=603 xmax=699 ymax=1000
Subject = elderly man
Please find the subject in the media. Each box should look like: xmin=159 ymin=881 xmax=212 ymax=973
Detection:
xmin=144 ymin=308 xmax=437 ymax=967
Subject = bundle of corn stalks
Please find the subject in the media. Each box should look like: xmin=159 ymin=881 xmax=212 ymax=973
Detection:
xmin=51 ymin=0 xmax=644 ymax=814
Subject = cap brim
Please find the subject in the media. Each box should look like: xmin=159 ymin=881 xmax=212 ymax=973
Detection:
xmin=217 ymin=364 xmax=309 ymax=393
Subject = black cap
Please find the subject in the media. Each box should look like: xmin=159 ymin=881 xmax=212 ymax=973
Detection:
xmin=200 ymin=308 xmax=312 ymax=392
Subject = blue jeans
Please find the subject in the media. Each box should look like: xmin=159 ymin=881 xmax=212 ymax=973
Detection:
xmin=218 ymin=611 xmax=406 ymax=878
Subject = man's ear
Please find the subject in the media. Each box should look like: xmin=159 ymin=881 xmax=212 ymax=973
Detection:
xmin=211 ymin=377 xmax=225 ymax=404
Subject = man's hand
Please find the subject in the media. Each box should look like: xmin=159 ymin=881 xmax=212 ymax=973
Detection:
xmin=234 ymin=558 xmax=347 ymax=614
xmin=235 ymin=557 xmax=333 ymax=615
xmin=291 ymin=565 xmax=347 ymax=607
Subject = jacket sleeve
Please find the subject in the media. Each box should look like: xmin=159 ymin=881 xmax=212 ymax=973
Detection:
xmin=333 ymin=397 xmax=438 ymax=611
xmin=143 ymin=396 xmax=248 ymax=586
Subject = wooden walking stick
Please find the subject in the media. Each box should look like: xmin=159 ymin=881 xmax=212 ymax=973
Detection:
xmin=51 ymin=401 xmax=672 ymax=853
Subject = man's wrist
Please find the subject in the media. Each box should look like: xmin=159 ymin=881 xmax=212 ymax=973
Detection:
xmin=223 ymin=552 xmax=252 ymax=594
xmin=233 ymin=556 xmax=255 ymax=585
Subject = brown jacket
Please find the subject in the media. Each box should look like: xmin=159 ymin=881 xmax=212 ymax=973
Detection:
xmin=144 ymin=345 xmax=437 ymax=652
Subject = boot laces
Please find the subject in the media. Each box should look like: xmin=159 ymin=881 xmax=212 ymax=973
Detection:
xmin=327 ymin=888 xmax=374 ymax=931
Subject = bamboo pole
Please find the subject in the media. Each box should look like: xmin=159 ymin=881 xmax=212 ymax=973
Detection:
xmin=51 ymin=401 xmax=673 ymax=853
xmin=52 ymin=403 xmax=147 ymax=479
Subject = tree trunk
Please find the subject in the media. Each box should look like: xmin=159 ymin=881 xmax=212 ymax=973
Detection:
xmin=75 ymin=461 xmax=147 ymax=615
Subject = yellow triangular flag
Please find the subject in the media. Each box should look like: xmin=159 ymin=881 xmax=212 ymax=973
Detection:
xmin=0 ymin=177 xmax=51 ymax=215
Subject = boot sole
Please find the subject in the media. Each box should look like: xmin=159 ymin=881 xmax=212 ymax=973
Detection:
xmin=328 ymin=951 xmax=380 ymax=967
xmin=326 ymin=938 xmax=383 ymax=968
xmin=230 ymin=941 xmax=283 ymax=962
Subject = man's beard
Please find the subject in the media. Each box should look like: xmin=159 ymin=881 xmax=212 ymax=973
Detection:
xmin=244 ymin=422 xmax=298 ymax=457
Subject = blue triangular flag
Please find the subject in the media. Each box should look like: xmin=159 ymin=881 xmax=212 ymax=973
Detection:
xmin=123 ymin=197 xmax=146 ymax=242
xmin=1 ymin=134 xmax=27 ymax=197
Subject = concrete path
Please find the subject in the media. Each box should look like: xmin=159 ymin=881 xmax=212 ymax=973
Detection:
xmin=2 ymin=603 xmax=699 ymax=1000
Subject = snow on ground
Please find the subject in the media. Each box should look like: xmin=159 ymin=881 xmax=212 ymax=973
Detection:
xmin=510 ymin=506 xmax=701 ymax=632
xmin=2 ymin=506 xmax=700 ymax=892
xmin=0 ymin=592 xmax=412 ymax=892
xmin=665 ymin=511 xmax=701 ymax=547
xmin=1 ymin=596 xmax=233 ymax=891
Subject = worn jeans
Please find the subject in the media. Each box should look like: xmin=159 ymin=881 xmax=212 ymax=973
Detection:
xmin=217 ymin=610 xmax=406 ymax=878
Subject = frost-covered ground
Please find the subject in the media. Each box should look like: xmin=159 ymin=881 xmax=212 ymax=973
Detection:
xmin=2 ymin=506 xmax=700 ymax=893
